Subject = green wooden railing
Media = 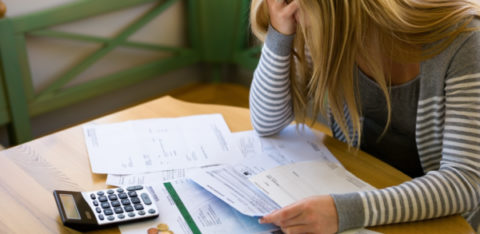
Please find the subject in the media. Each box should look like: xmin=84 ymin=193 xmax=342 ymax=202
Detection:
xmin=0 ymin=0 xmax=260 ymax=145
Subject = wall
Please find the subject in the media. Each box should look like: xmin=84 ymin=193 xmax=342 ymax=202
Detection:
xmin=2 ymin=0 xmax=204 ymax=145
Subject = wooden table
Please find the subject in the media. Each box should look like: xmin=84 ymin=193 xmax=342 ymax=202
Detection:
xmin=0 ymin=96 xmax=473 ymax=234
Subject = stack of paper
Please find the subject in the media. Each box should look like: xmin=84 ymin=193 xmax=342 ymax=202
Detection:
xmin=83 ymin=114 xmax=375 ymax=234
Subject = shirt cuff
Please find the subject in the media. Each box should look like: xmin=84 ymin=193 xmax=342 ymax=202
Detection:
xmin=331 ymin=192 xmax=366 ymax=232
xmin=264 ymin=25 xmax=295 ymax=57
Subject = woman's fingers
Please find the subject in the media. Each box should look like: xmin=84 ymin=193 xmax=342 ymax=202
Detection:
xmin=282 ymin=224 xmax=310 ymax=234
xmin=284 ymin=1 xmax=299 ymax=16
xmin=266 ymin=0 xmax=284 ymax=9
xmin=265 ymin=0 xmax=299 ymax=35
xmin=260 ymin=196 xmax=339 ymax=234
xmin=278 ymin=212 xmax=308 ymax=227
xmin=260 ymin=203 xmax=303 ymax=225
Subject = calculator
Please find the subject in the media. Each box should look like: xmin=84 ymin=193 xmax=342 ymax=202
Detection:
xmin=53 ymin=185 xmax=159 ymax=231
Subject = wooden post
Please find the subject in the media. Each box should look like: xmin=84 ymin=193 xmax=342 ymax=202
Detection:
xmin=0 ymin=1 xmax=6 ymax=18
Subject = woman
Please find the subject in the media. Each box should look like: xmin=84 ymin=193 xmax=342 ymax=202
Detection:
xmin=249 ymin=0 xmax=480 ymax=233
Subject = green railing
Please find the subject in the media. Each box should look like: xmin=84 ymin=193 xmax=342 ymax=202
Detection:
xmin=0 ymin=0 xmax=260 ymax=145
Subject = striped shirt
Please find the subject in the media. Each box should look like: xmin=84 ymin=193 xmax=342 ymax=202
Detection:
xmin=249 ymin=24 xmax=480 ymax=231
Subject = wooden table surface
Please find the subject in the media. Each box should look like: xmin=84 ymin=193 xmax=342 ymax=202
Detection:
xmin=0 ymin=96 xmax=473 ymax=234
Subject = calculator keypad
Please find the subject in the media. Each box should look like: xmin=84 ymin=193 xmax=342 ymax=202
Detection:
xmin=82 ymin=186 xmax=158 ymax=225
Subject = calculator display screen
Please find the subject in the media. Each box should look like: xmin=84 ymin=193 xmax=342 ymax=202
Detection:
xmin=59 ymin=194 xmax=81 ymax=220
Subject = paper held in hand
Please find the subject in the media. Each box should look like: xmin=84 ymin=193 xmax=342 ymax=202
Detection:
xmin=190 ymin=160 xmax=375 ymax=217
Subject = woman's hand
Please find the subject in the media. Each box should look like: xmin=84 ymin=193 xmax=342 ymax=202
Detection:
xmin=266 ymin=0 xmax=299 ymax=35
xmin=259 ymin=195 xmax=339 ymax=234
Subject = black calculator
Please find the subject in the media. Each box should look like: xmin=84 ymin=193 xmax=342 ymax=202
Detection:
xmin=53 ymin=185 xmax=159 ymax=231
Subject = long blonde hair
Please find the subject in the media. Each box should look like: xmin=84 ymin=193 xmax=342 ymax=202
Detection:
xmin=250 ymin=0 xmax=480 ymax=146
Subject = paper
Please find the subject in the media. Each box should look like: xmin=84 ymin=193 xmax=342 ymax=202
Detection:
xmin=189 ymin=165 xmax=281 ymax=217
xmin=234 ymin=125 xmax=341 ymax=166
xmin=250 ymin=160 xmax=375 ymax=207
xmin=120 ymin=180 xmax=279 ymax=234
xmin=106 ymin=169 xmax=187 ymax=186
xmin=120 ymin=183 xmax=192 ymax=234
xmin=189 ymin=126 xmax=344 ymax=217
xmin=83 ymin=114 xmax=243 ymax=174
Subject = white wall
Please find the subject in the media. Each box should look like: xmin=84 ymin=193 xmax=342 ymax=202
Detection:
xmin=2 ymin=0 xmax=203 ymax=144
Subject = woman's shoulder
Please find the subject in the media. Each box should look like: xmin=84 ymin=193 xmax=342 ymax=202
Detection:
xmin=424 ymin=18 xmax=480 ymax=78
xmin=445 ymin=18 xmax=480 ymax=77
xmin=456 ymin=17 xmax=480 ymax=52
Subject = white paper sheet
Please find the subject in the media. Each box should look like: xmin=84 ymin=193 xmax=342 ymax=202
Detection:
xmin=189 ymin=125 xmax=344 ymax=217
xmin=106 ymin=169 xmax=187 ymax=186
xmin=234 ymin=125 xmax=341 ymax=166
xmin=189 ymin=165 xmax=281 ymax=217
xmin=83 ymin=114 xmax=243 ymax=174
xmin=250 ymin=160 xmax=375 ymax=207
xmin=120 ymin=180 xmax=279 ymax=234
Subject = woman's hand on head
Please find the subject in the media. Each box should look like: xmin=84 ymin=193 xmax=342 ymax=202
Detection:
xmin=266 ymin=0 xmax=299 ymax=35
xmin=259 ymin=195 xmax=339 ymax=234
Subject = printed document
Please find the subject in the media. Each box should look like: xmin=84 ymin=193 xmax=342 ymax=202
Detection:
xmin=190 ymin=160 xmax=375 ymax=230
xmin=188 ymin=165 xmax=281 ymax=217
xmin=234 ymin=125 xmax=341 ymax=166
xmin=107 ymin=125 xmax=339 ymax=185
xmin=106 ymin=169 xmax=187 ymax=186
xmin=189 ymin=125 xmax=345 ymax=216
xmin=83 ymin=114 xmax=243 ymax=174
xmin=120 ymin=180 xmax=279 ymax=234
xmin=250 ymin=160 xmax=375 ymax=207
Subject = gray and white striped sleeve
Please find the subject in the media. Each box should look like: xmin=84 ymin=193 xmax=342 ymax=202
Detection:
xmin=249 ymin=26 xmax=295 ymax=136
xmin=333 ymin=31 xmax=480 ymax=232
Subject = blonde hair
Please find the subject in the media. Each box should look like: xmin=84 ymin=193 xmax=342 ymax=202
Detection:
xmin=251 ymin=0 xmax=480 ymax=146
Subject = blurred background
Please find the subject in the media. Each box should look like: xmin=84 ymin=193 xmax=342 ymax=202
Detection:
xmin=0 ymin=0 xmax=258 ymax=147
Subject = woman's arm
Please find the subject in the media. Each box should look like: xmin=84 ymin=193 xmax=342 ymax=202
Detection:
xmin=332 ymin=30 xmax=480 ymax=232
xmin=250 ymin=0 xmax=299 ymax=136
xmin=249 ymin=26 xmax=295 ymax=136
xmin=260 ymin=28 xmax=480 ymax=234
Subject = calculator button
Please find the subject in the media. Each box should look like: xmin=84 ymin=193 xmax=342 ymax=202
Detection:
xmin=97 ymin=191 xmax=105 ymax=196
xmin=134 ymin=204 xmax=144 ymax=210
xmin=114 ymin=207 xmax=124 ymax=214
xmin=148 ymin=209 xmax=155 ymax=214
xmin=116 ymin=188 xmax=124 ymax=193
xmin=124 ymin=205 xmax=134 ymax=212
xmin=102 ymin=202 xmax=110 ymax=209
xmin=131 ymin=197 xmax=141 ymax=204
xmin=118 ymin=193 xmax=128 ymax=199
xmin=141 ymin=193 xmax=152 ymax=205
xmin=96 ymin=207 xmax=101 ymax=213
xmin=107 ymin=189 xmax=114 ymax=194
xmin=121 ymin=199 xmax=131 ymax=206
xmin=98 ymin=196 xmax=108 ymax=202
xmin=108 ymin=194 xmax=118 ymax=201
xmin=101 ymin=202 xmax=110 ymax=209
xmin=128 ymin=212 xmax=135 ymax=217
xmin=128 ymin=191 xmax=138 ymax=197
xmin=90 ymin=193 xmax=96 ymax=199
xmin=138 ymin=210 xmax=146 ymax=216
xmin=104 ymin=208 xmax=113 ymax=216
xmin=111 ymin=201 xmax=121 ymax=207
xmin=126 ymin=186 xmax=137 ymax=191
xmin=134 ymin=185 xmax=144 ymax=190
xmin=98 ymin=214 xmax=104 ymax=220
xmin=93 ymin=200 xmax=99 ymax=206
xmin=117 ymin=214 xmax=125 ymax=219
xmin=107 ymin=215 xmax=115 ymax=221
